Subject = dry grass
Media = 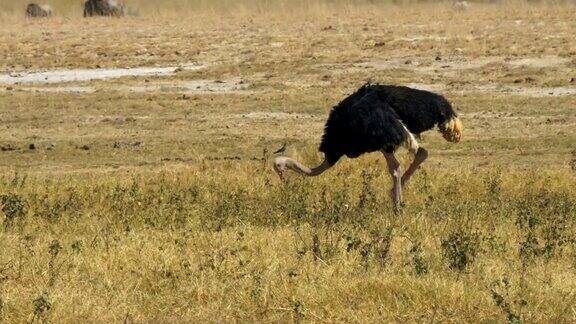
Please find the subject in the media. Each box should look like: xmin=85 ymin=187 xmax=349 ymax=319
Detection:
xmin=0 ymin=166 xmax=575 ymax=322
xmin=0 ymin=0 xmax=575 ymax=322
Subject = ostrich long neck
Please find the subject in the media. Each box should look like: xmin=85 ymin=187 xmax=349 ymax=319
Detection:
xmin=277 ymin=157 xmax=332 ymax=177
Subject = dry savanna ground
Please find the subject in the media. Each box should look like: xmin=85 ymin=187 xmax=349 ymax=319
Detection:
xmin=0 ymin=0 xmax=575 ymax=322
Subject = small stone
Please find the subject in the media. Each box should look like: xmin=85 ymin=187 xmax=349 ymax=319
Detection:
xmin=80 ymin=145 xmax=90 ymax=151
xmin=28 ymin=143 xmax=36 ymax=150
xmin=1 ymin=144 xmax=17 ymax=151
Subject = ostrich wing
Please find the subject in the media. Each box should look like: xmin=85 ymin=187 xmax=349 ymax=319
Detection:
xmin=320 ymin=90 xmax=407 ymax=163
xmin=374 ymin=85 xmax=457 ymax=134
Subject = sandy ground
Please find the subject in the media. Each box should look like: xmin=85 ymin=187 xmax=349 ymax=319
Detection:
xmin=0 ymin=4 xmax=573 ymax=200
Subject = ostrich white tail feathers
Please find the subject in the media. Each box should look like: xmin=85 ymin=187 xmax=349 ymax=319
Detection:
xmin=440 ymin=116 xmax=463 ymax=143
xmin=399 ymin=122 xmax=419 ymax=155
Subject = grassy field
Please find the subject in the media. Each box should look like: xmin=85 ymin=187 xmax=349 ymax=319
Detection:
xmin=0 ymin=0 xmax=576 ymax=322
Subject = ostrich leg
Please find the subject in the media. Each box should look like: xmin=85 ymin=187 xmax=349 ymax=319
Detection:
xmin=401 ymin=147 xmax=428 ymax=186
xmin=383 ymin=151 xmax=402 ymax=206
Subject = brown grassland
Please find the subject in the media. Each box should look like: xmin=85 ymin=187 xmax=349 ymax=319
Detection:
xmin=0 ymin=0 xmax=576 ymax=322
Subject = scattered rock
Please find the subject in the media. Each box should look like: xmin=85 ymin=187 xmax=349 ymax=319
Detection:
xmin=5 ymin=86 xmax=13 ymax=91
xmin=514 ymin=77 xmax=536 ymax=84
xmin=26 ymin=3 xmax=52 ymax=18
xmin=113 ymin=141 xmax=142 ymax=149
xmin=1 ymin=144 xmax=17 ymax=151
xmin=28 ymin=143 xmax=36 ymax=150
xmin=206 ymin=156 xmax=241 ymax=161
xmin=79 ymin=145 xmax=90 ymax=151
xmin=570 ymin=77 xmax=575 ymax=83
xmin=435 ymin=56 xmax=442 ymax=61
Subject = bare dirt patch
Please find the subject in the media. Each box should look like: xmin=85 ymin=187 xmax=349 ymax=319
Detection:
xmin=0 ymin=63 xmax=205 ymax=85
xmin=474 ymin=84 xmax=576 ymax=97
xmin=319 ymin=55 xmax=571 ymax=76
xmin=236 ymin=112 xmax=318 ymax=120
xmin=15 ymin=86 xmax=97 ymax=93
xmin=506 ymin=56 xmax=571 ymax=68
xmin=122 ymin=79 xmax=250 ymax=94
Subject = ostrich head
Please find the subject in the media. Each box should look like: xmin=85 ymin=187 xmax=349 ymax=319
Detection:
xmin=439 ymin=117 xmax=463 ymax=143
xmin=273 ymin=156 xmax=288 ymax=179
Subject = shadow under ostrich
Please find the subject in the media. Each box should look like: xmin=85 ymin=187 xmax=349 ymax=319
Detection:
xmin=273 ymin=83 xmax=463 ymax=207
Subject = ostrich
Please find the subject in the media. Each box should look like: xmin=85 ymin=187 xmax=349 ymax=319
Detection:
xmin=273 ymin=83 xmax=462 ymax=206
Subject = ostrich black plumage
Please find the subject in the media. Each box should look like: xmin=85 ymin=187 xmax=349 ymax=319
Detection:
xmin=273 ymin=83 xmax=463 ymax=206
